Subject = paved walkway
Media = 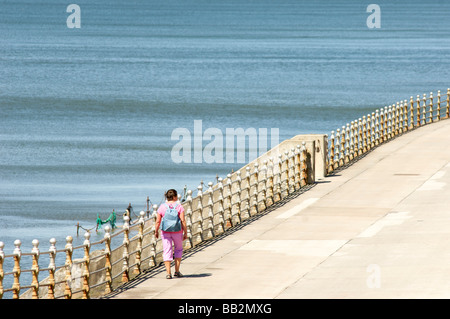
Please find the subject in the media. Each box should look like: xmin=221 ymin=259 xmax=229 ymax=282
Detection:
xmin=108 ymin=119 xmax=450 ymax=299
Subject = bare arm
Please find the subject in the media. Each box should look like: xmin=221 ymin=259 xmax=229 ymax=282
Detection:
xmin=154 ymin=213 xmax=161 ymax=238
xmin=179 ymin=210 xmax=188 ymax=240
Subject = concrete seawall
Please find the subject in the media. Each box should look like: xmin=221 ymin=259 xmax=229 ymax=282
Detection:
xmin=107 ymin=118 xmax=450 ymax=298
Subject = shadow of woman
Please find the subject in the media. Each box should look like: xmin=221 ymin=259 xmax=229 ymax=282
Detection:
xmin=178 ymin=273 xmax=212 ymax=278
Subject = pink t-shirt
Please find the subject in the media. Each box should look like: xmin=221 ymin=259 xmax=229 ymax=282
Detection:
xmin=157 ymin=202 xmax=184 ymax=233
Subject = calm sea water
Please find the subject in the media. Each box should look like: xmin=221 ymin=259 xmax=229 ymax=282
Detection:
xmin=1 ymin=0 xmax=450 ymax=255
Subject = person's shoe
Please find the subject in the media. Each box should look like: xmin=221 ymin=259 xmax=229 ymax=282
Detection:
xmin=166 ymin=274 xmax=172 ymax=279
xmin=174 ymin=271 xmax=183 ymax=278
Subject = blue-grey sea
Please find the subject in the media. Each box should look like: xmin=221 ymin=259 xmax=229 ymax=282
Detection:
xmin=1 ymin=0 xmax=450 ymax=255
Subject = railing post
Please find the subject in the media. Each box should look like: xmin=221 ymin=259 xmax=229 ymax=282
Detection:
xmin=185 ymin=191 xmax=194 ymax=246
xmin=340 ymin=126 xmax=346 ymax=165
xmin=379 ymin=109 xmax=385 ymax=143
xmin=352 ymin=120 xmax=358 ymax=155
xmin=225 ymin=173 xmax=233 ymax=227
xmin=121 ymin=215 xmax=130 ymax=284
xmin=206 ymin=182 xmax=215 ymax=237
xmin=359 ymin=119 xmax=365 ymax=154
xmin=0 ymin=242 xmax=4 ymax=299
xmin=217 ymin=178 xmax=225 ymax=233
xmin=47 ymin=238 xmax=56 ymax=299
xmin=224 ymin=175 xmax=232 ymax=228
xmin=374 ymin=111 xmax=380 ymax=146
xmin=429 ymin=92 xmax=434 ymax=123
xmin=277 ymin=154 xmax=283 ymax=200
xmin=409 ymin=96 xmax=414 ymax=129
xmin=437 ymin=90 xmax=441 ymax=121
xmin=422 ymin=93 xmax=427 ymax=126
xmin=31 ymin=239 xmax=40 ymax=299
xmin=391 ymin=105 xmax=395 ymax=138
xmin=301 ymin=142 xmax=308 ymax=187
xmin=293 ymin=147 xmax=300 ymax=189
xmin=82 ymin=233 xmax=90 ymax=299
xmin=366 ymin=114 xmax=371 ymax=149
xmin=244 ymin=167 xmax=251 ymax=217
xmin=64 ymin=236 xmax=73 ymax=299
xmin=196 ymin=183 xmax=205 ymax=242
xmin=234 ymin=175 xmax=243 ymax=224
xmin=258 ymin=159 xmax=268 ymax=209
xmin=12 ymin=240 xmax=21 ymax=299
xmin=267 ymin=159 xmax=275 ymax=205
xmin=416 ymin=95 xmax=421 ymax=126
xmin=252 ymin=163 xmax=260 ymax=213
xmin=402 ymin=100 xmax=408 ymax=132
xmin=358 ymin=118 xmax=364 ymax=155
xmin=103 ymin=226 xmax=112 ymax=295
xmin=150 ymin=205 xmax=158 ymax=267
xmin=363 ymin=116 xmax=369 ymax=152
xmin=260 ymin=160 xmax=268 ymax=208
xmin=133 ymin=211 xmax=145 ymax=275
xmin=370 ymin=113 xmax=376 ymax=148
xmin=328 ymin=131 xmax=335 ymax=173
xmin=446 ymin=88 xmax=450 ymax=119
xmin=335 ymin=128 xmax=341 ymax=167
xmin=387 ymin=106 xmax=393 ymax=140
xmin=349 ymin=122 xmax=355 ymax=161
xmin=283 ymin=151 xmax=290 ymax=195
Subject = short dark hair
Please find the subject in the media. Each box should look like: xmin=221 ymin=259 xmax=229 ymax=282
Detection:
xmin=165 ymin=189 xmax=178 ymax=201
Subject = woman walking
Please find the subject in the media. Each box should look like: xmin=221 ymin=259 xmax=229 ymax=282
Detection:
xmin=155 ymin=189 xmax=188 ymax=279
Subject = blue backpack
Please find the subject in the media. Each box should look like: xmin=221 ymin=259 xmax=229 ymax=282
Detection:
xmin=161 ymin=203 xmax=181 ymax=232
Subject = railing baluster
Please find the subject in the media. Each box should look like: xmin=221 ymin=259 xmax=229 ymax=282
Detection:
xmin=121 ymin=216 xmax=130 ymax=284
xmin=64 ymin=236 xmax=72 ymax=299
xmin=339 ymin=126 xmax=345 ymax=165
xmin=437 ymin=90 xmax=441 ymax=121
xmin=409 ymin=96 xmax=414 ymax=129
xmin=403 ymin=100 xmax=408 ymax=132
xmin=429 ymin=92 xmax=434 ymax=123
xmin=12 ymin=240 xmax=21 ymax=299
xmin=328 ymin=131 xmax=335 ymax=173
xmin=47 ymin=238 xmax=56 ymax=299
xmin=196 ymin=183 xmax=205 ymax=242
xmin=133 ymin=211 xmax=145 ymax=275
xmin=234 ymin=175 xmax=243 ymax=224
xmin=150 ymin=205 xmax=158 ymax=267
xmin=225 ymin=174 xmax=233 ymax=228
xmin=185 ymin=191 xmax=194 ymax=246
xmin=82 ymin=233 xmax=90 ymax=299
xmin=217 ymin=177 xmax=225 ymax=233
xmin=206 ymin=182 xmax=215 ymax=238
xmin=335 ymin=128 xmax=341 ymax=167
xmin=446 ymin=88 xmax=450 ymax=119
xmin=344 ymin=123 xmax=351 ymax=164
xmin=30 ymin=239 xmax=40 ymax=299
xmin=301 ymin=142 xmax=308 ymax=187
xmin=103 ymin=226 xmax=112 ymax=295
xmin=0 ymin=242 xmax=4 ymax=299
xmin=422 ymin=93 xmax=427 ymax=125
xmin=267 ymin=158 xmax=275 ymax=205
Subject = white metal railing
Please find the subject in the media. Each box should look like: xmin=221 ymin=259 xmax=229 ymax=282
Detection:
xmin=327 ymin=89 xmax=450 ymax=173
xmin=0 ymin=140 xmax=310 ymax=299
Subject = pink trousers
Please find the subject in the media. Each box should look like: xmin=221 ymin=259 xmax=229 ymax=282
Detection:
xmin=161 ymin=231 xmax=183 ymax=261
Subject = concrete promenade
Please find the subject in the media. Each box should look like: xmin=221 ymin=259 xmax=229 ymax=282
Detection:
xmin=108 ymin=119 xmax=450 ymax=299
